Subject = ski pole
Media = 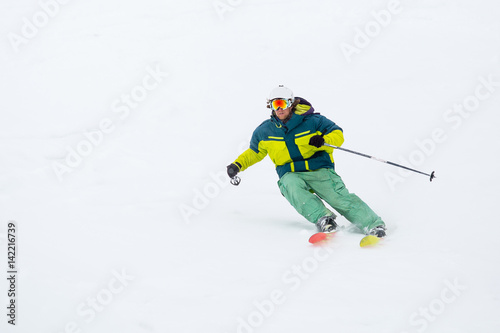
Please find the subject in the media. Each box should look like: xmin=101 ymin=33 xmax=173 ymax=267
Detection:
xmin=230 ymin=175 xmax=241 ymax=186
xmin=324 ymin=143 xmax=436 ymax=182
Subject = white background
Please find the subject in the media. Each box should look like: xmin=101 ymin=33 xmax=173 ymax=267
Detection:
xmin=1 ymin=0 xmax=500 ymax=332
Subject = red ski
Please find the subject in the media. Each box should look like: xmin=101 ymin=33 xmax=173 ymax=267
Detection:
xmin=308 ymin=231 xmax=336 ymax=244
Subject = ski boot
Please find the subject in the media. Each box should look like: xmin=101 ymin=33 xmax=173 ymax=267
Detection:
xmin=316 ymin=215 xmax=338 ymax=233
xmin=368 ymin=225 xmax=387 ymax=238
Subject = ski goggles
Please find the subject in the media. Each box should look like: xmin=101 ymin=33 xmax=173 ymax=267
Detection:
xmin=270 ymin=98 xmax=291 ymax=111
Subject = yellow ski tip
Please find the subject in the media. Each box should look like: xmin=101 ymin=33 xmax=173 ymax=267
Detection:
xmin=360 ymin=235 xmax=380 ymax=247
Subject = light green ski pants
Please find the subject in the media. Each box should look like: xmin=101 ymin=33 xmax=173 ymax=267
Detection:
xmin=277 ymin=168 xmax=384 ymax=233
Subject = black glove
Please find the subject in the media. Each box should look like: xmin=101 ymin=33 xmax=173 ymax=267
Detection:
xmin=309 ymin=134 xmax=325 ymax=148
xmin=227 ymin=163 xmax=241 ymax=178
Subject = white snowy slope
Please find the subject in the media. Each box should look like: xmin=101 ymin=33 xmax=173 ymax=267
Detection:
xmin=1 ymin=0 xmax=500 ymax=332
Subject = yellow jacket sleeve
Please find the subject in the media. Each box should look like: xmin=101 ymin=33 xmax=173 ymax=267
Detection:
xmin=234 ymin=147 xmax=267 ymax=172
xmin=324 ymin=129 xmax=344 ymax=147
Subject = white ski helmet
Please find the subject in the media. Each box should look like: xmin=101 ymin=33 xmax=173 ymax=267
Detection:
xmin=267 ymin=85 xmax=294 ymax=107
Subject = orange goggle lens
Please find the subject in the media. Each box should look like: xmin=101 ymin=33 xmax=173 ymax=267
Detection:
xmin=271 ymin=99 xmax=290 ymax=110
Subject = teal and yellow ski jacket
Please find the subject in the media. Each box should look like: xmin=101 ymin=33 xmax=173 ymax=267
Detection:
xmin=234 ymin=98 xmax=344 ymax=178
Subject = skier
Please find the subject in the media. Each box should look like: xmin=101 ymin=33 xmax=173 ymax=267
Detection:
xmin=226 ymin=85 xmax=386 ymax=238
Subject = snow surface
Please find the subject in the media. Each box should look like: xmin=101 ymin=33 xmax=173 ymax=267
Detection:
xmin=1 ymin=0 xmax=500 ymax=332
